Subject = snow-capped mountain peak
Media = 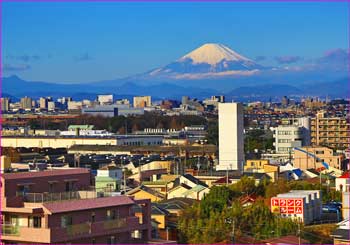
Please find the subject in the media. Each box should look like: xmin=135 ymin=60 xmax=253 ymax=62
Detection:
xmin=179 ymin=43 xmax=252 ymax=65
xmin=142 ymin=42 xmax=265 ymax=80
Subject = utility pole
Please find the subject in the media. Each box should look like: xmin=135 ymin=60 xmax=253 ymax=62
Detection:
xmin=226 ymin=167 xmax=229 ymax=186
xmin=298 ymin=222 xmax=301 ymax=245
xmin=232 ymin=219 xmax=235 ymax=244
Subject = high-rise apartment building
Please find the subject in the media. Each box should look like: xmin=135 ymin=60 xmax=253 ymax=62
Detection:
xmin=20 ymin=96 xmax=32 ymax=110
xmin=311 ymin=111 xmax=350 ymax=150
xmin=216 ymin=103 xmax=244 ymax=173
xmin=39 ymin=97 xmax=48 ymax=109
xmin=1 ymin=97 xmax=10 ymax=112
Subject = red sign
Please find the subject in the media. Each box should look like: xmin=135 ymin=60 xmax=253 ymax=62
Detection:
xmin=280 ymin=199 xmax=287 ymax=206
xmin=295 ymin=199 xmax=303 ymax=207
xmin=271 ymin=198 xmax=279 ymax=206
xmin=270 ymin=197 xmax=304 ymax=215
xmin=280 ymin=207 xmax=287 ymax=214
xmin=287 ymin=199 xmax=295 ymax=206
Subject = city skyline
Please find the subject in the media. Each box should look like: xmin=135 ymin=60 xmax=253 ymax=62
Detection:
xmin=3 ymin=1 xmax=349 ymax=82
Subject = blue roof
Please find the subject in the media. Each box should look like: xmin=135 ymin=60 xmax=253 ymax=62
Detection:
xmin=292 ymin=169 xmax=303 ymax=177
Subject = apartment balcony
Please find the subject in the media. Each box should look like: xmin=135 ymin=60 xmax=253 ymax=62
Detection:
xmin=1 ymin=224 xmax=51 ymax=243
xmin=1 ymin=217 xmax=141 ymax=243
xmin=51 ymin=216 xmax=141 ymax=243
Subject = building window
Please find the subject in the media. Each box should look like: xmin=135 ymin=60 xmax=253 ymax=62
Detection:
xmin=61 ymin=215 xmax=73 ymax=228
xmin=91 ymin=212 xmax=95 ymax=223
xmin=107 ymin=210 xmax=116 ymax=220
xmin=49 ymin=183 xmax=54 ymax=193
xmin=107 ymin=236 xmax=115 ymax=244
xmin=28 ymin=216 xmax=42 ymax=228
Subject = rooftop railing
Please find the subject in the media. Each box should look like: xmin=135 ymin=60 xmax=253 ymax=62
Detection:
xmin=16 ymin=188 xmax=118 ymax=203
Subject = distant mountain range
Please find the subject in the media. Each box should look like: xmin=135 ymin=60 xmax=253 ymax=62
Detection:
xmin=2 ymin=43 xmax=349 ymax=101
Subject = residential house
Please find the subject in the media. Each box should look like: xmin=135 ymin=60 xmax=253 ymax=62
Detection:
xmin=126 ymin=185 xmax=165 ymax=202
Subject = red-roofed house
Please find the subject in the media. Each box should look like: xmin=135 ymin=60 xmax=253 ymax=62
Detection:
xmin=336 ymin=171 xmax=350 ymax=192
xmin=1 ymin=168 xmax=151 ymax=244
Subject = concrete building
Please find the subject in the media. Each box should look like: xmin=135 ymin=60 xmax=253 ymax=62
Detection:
xmin=133 ymin=96 xmax=151 ymax=108
xmin=67 ymin=101 xmax=83 ymax=111
xmin=82 ymin=106 xmax=118 ymax=117
xmin=271 ymin=125 xmax=309 ymax=154
xmin=311 ymin=111 xmax=350 ymax=150
xmin=98 ymin=94 xmax=114 ymax=105
xmin=47 ymin=101 xmax=57 ymax=111
xmin=216 ymin=103 xmax=244 ymax=172
xmin=293 ymin=146 xmax=343 ymax=170
xmin=82 ymin=105 xmax=144 ymax=117
xmin=203 ymin=95 xmax=225 ymax=110
xmin=271 ymin=190 xmax=322 ymax=224
xmin=20 ymin=96 xmax=32 ymax=110
xmin=39 ymin=97 xmax=49 ymax=110
xmin=1 ymin=97 xmax=10 ymax=112
xmin=0 ymin=168 xmax=151 ymax=244
xmin=2 ymin=135 xmax=164 ymax=149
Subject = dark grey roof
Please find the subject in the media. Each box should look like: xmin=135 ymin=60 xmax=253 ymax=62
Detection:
xmin=332 ymin=228 xmax=350 ymax=241
xmin=183 ymin=174 xmax=208 ymax=187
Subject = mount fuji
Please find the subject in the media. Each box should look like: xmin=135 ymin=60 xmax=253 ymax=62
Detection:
xmin=3 ymin=43 xmax=348 ymax=99
xmin=140 ymin=43 xmax=266 ymax=80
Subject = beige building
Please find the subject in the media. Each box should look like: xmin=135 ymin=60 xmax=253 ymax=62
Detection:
xmin=1 ymin=97 xmax=10 ymax=111
xmin=20 ymin=96 xmax=32 ymax=110
xmin=293 ymin=146 xmax=343 ymax=170
xmin=311 ymin=111 xmax=350 ymax=150
xmin=244 ymin=160 xmax=279 ymax=182
xmin=39 ymin=97 xmax=48 ymax=109
xmin=133 ymin=96 xmax=151 ymax=108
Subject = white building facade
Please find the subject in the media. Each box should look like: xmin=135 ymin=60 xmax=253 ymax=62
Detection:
xmin=216 ymin=103 xmax=244 ymax=173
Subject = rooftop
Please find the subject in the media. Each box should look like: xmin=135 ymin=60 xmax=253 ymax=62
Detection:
xmin=43 ymin=195 xmax=135 ymax=214
xmin=2 ymin=168 xmax=89 ymax=180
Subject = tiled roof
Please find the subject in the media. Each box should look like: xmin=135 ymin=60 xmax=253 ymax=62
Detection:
xmin=43 ymin=195 xmax=134 ymax=214
xmin=126 ymin=185 xmax=165 ymax=199
xmin=213 ymin=176 xmax=234 ymax=184
xmin=2 ymin=168 xmax=90 ymax=180
xmin=182 ymin=174 xmax=209 ymax=187
xmin=182 ymin=185 xmax=207 ymax=196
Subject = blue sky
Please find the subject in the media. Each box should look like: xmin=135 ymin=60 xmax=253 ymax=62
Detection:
xmin=2 ymin=1 xmax=349 ymax=82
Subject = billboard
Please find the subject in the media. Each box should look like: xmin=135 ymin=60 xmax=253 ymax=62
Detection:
xmin=271 ymin=197 xmax=303 ymax=215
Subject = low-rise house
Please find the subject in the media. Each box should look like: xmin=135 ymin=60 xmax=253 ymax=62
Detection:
xmin=127 ymin=185 xmax=165 ymax=202
xmin=336 ymin=172 xmax=350 ymax=192
xmin=239 ymin=194 xmax=258 ymax=207
xmin=95 ymin=164 xmax=122 ymax=192
xmin=167 ymin=183 xmax=192 ymax=199
xmin=181 ymin=184 xmax=209 ymax=200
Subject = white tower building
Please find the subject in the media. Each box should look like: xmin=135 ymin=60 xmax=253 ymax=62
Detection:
xmin=216 ymin=103 xmax=244 ymax=173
